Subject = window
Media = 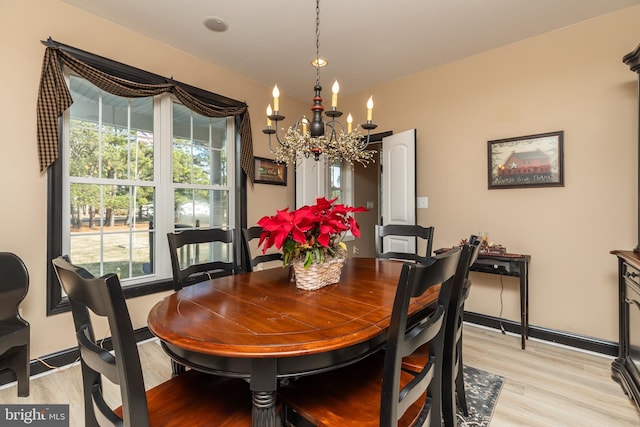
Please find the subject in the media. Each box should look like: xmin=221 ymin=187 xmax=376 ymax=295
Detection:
xmin=170 ymin=102 xmax=235 ymax=267
xmin=43 ymin=42 xmax=249 ymax=314
xmin=327 ymin=160 xmax=353 ymax=206
xmin=171 ymin=102 xmax=233 ymax=231
xmin=65 ymin=76 xmax=158 ymax=281
xmin=327 ymin=160 xmax=355 ymax=241
xmin=62 ymin=76 xmax=235 ymax=286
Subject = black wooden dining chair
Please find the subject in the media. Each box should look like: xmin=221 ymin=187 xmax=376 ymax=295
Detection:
xmin=375 ymin=224 xmax=435 ymax=263
xmin=0 ymin=252 xmax=30 ymax=397
xmin=448 ymin=236 xmax=481 ymax=422
xmin=279 ymin=247 xmax=461 ymax=427
xmin=167 ymin=228 xmax=236 ymax=291
xmin=52 ymin=256 xmax=252 ymax=427
xmin=242 ymin=226 xmax=283 ymax=272
xmin=402 ymin=235 xmax=481 ymax=426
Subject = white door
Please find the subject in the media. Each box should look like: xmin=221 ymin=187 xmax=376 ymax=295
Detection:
xmin=381 ymin=129 xmax=417 ymax=254
xmin=295 ymin=156 xmax=327 ymax=208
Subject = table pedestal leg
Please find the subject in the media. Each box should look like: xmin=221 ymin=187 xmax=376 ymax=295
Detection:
xmin=252 ymin=390 xmax=280 ymax=427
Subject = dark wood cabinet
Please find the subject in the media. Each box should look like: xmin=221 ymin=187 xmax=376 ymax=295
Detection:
xmin=613 ymin=43 xmax=640 ymax=411
xmin=612 ymin=250 xmax=640 ymax=410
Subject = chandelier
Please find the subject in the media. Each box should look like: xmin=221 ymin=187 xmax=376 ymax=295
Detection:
xmin=263 ymin=0 xmax=377 ymax=167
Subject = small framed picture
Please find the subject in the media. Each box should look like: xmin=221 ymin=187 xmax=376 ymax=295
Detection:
xmin=254 ymin=157 xmax=287 ymax=186
xmin=487 ymin=131 xmax=564 ymax=189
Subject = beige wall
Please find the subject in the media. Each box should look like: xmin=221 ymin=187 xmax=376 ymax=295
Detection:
xmin=2 ymin=0 xmax=638 ymax=362
xmin=339 ymin=6 xmax=640 ymax=341
xmin=0 ymin=0 xmax=301 ymax=358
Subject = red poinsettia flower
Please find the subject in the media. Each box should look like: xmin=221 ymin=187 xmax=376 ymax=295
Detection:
xmin=256 ymin=197 xmax=367 ymax=267
xmin=258 ymin=208 xmax=313 ymax=250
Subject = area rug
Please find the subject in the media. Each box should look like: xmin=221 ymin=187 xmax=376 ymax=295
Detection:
xmin=457 ymin=365 xmax=505 ymax=426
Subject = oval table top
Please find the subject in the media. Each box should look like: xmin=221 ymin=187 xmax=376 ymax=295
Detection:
xmin=148 ymin=257 xmax=439 ymax=360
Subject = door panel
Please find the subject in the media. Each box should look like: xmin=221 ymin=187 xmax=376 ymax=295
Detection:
xmin=382 ymin=129 xmax=417 ymax=253
xmin=295 ymin=156 xmax=327 ymax=208
xmin=387 ymin=236 xmax=413 ymax=253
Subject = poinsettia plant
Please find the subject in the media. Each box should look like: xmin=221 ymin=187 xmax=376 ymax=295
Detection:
xmin=257 ymin=197 xmax=367 ymax=268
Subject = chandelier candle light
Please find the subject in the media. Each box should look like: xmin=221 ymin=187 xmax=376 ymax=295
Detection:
xmin=263 ymin=0 xmax=377 ymax=167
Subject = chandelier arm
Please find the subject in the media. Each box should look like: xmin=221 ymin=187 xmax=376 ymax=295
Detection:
xmin=267 ymin=131 xmax=285 ymax=152
xmin=361 ymin=134 xmax=370 ymax=150
xmin=360 ymin=122 xmax=377 ymax=150
xmin=326 ymin=118 xmax=346 ymax=141
xmin=326 ymin=121 xmax=337 ymax=142
xmin=262 ymin=129 xmax=278 ymax=152
xmin=273 ymin=127 xmax=285 ymax=147
xmin=263 ymin=113 xmax=287 ymax=148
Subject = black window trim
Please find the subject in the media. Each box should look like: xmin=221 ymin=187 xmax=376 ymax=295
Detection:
xmin=46 ymin=46 xmax=248 ymax=315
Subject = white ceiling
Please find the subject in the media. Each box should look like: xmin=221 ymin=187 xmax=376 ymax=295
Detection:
xmin=60 ymin=0 xmax=640 ymax=102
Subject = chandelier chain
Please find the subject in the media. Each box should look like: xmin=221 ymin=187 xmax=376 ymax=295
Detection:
xmin=315 ymin=0 xmax=321 ymax=86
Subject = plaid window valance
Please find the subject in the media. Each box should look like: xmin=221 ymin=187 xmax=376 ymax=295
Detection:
xmin=36 ymin=38 xmax=254 ymax=182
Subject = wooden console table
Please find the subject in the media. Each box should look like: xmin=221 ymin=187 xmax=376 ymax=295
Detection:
xmin=471 ymin=253 xmax=531 ymax=349
xmin=436 ymin=249 xmax=531 ymax=349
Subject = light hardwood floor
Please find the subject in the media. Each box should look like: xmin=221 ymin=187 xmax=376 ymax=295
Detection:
xmin=0 ymin=325 xmax=638 ymax=426
xmin=0 ymin=338 xmax=173 ymax=425
xmin=463 ymin=325 xmax=639 ymax=426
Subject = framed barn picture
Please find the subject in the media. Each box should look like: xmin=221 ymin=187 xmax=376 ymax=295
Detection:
xmin=254 ymin=156 xmax=287 ymax=186
xmin=487 ymin=131 xmax=564 ymax=189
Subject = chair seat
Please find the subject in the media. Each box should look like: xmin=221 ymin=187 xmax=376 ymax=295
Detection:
xmin=279 ymin=353 xmax=428 ymax=427
xmin=401 ymin=344 xmax=430 ymax=373
xmin=0 ymin=324 xmax=29 ymax=337
xmin=0 ymin=326 xmax=29 ymax=355
xmin=115 ymin=369 xmax=253 ymax=427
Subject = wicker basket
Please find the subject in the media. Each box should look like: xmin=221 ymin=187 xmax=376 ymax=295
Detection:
xmin=291 ymin=256 xmax=345 ymax=291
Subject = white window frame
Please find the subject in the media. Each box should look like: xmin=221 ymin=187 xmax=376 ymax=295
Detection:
xmin=295 ymin=157 xmax=354 ymax=240
xmin=61 ymin=72 xmax=235 ymax=287
xmin=328 ymin=161 xmax=354 ymax=241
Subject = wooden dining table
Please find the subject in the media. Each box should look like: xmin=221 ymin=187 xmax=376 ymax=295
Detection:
xmin=147 ymin=257 xmax=440 ymax=427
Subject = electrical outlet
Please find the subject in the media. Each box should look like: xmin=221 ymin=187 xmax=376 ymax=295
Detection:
xmin=417 ymin=197 xmax=428 ymax=209
xmin=353 ymin=246 xmax=359 ymax=254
